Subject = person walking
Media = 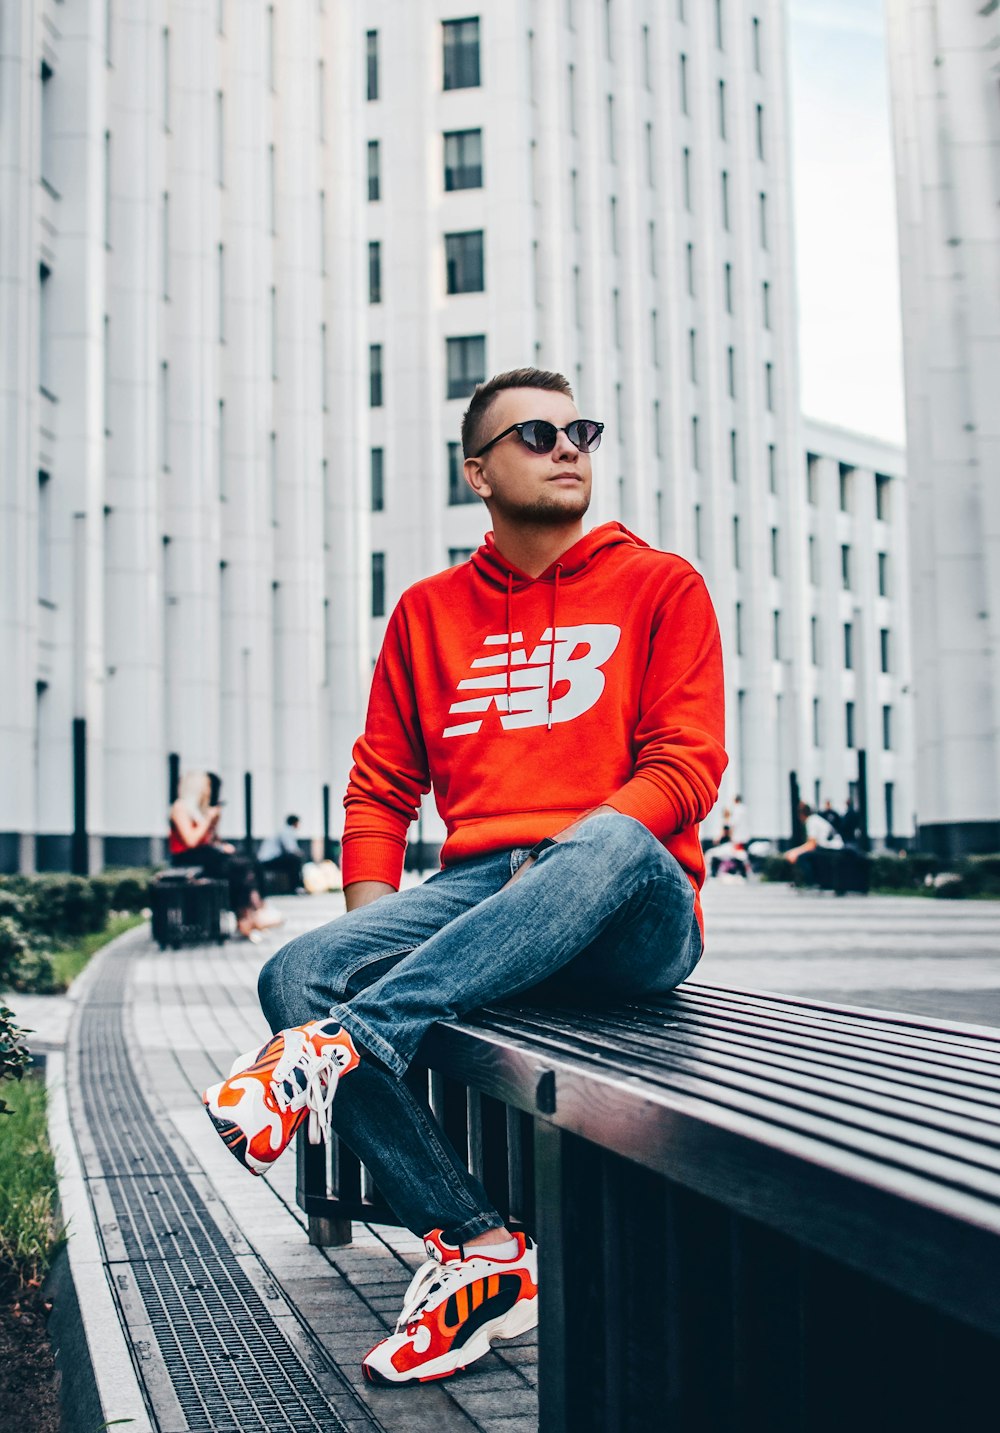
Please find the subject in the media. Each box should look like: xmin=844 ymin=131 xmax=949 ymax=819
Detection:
xmin=203 ymin=368 xmax=727 ymax=1385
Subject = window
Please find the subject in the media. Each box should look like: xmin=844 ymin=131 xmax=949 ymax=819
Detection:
xmin=732 ymin=515 xmax=740 ymax=569
xmin=682 ymin=148 xmax=692 ymax=210
xmin=268 ymin=145 xmax=276 ymax=233
xmin=217 ymin=244 xmax=225 ymax=341
xmin=568 ymin=63 xmax=577 ymax=132
xmin=371 ymin=448 xmax=384 ymax=511
xmin=759 ymin=190 xmax=768 ymax=247
xmin=772 ymin=609 xmax=781 ymax=659
xmin=838 ymin=463 xmax=853 ymax=512
xmin=318 ymin=60 xmax=326 ymax=140
xmin=369 ymin=343 xmax=383 ymax=406
xmin=718 ymin=79 xmax=727 ymax=139
xmin=885 ymin=781 xmax=895 ymax=838
xmin=448 ymin=442 xmax=477 ymax=504
xmin=613 ymin=289 xmax=622 ymax=347
xmin=443 ymin=17 xmax=480 ymax=90
xmin=755 ymin=104 xmax=765 ymax=160
xmin=215 ymin=91 xmax=224 ymax=185
xmin=642 ymin=25 xmax=651 ymax=88
xmin=162 ymin=192 xmax=169 ymax=298
xmin=319 ymin=189 xmax=326 ymax=274
xmin=768 ymin=444 xmax=777 ymax=492
xmin=445 ymin=230 xmax=484 ymax=293
xmin=841 ymin=543 xmax=852 ymax=590
xmin=691 ymin=415 xmax=700 ymax=470
xmin=606 ymin=95 xmax=615 ymax=162
xmin=729 ymin=429 xmax=738 ymax=482
xmin=724 ymin=262 xmax=733 ymax=313
xmin=270 ymin=285 xmax=278 ymax=378
xmin=645 ymin=121 xmax=654 ymax=185
xmin=161 ymin=31 xmax=169 ymax=129
xmin=715 ymin=0 xmax=724 ymax=47
xmin=735 ymin=602 xmax=743 ymax=656
xmin=367 ymin=140 xmax=380 ymax=201
xmin=571 ymin=169 xmax=580 ymax=229
xmin=217 ymin=399 xmax=225 ymax=501
xmin=882 ymin=704 xmax=892 ymax=751
xmin=727 ymin=346 xmax=736 ymax=398
xmin=846 ymin=701 xmax=856 ymax=749
xmin=649 ymin=220 xmax=657 ymax=274
xmin=159 ymin=361 xmax=169 ymax=470
xmin=770 ymin=526 xmax=779 ymax=577
xmin=875 ymin=473 xmax=891 ymax=520
xmin=688 ymin=328 xmax=697 ymax=383
xmin=449 ymin=547 xmax=475 ymax=567
xmin=812 ymin=698 xmax=821 ymax=748
xmin=764 ymin=361 xmax=774 ymax=411
xmin=609 ymin=195 xmax=618 ymax=252
xmin=679 ymin=53 xmax=688 ymax=114
xmin=806 ymin=452 xmax=819 ymax=503
xmin=443 ymin=129 xmax=483 ymax=192
xmin=762 ymin=280 xmax=771 ymax=329
xmin=653 ymin=401 xmax=662 ymax=458
xmin=103 ymin=315 xmax=111 ymax=433
xmin=266 ymin=5 xmax=274 ymax=88
xmin=366 ymin=29 xmax=379 ymax=100
xmin=268 ymin=432 xmax=277 ymax=524
xmin=686 ymin=243 xmax=695 ymax=295
xmin=752 ymin=15 xmax=762 ymax=72
xmin=808 ymin=534 xmax=818 ymax=584
xmin=604 ymin=0 xmax=613 ymax=58
xmin=38 ymin=472 xmax=52 ymax=604
xmin=104 ymin=131 xmax=112 ymax=247
xmin=371 ymin=552 xmax=386 ymax=617
xmin=810 ymin=614 xmax=819 ymax=664
xmin=446 ymin=335 xmax=486 ymax=398
xmin=651 ymin=309 xmax=660 ymax=366
xmin=880 ymin=628 xmax=890 ymax=673
xmin=844 ymin=621 xmax=854 ymax=670
xmin=721 ymin=170 xmax=730 ymax=230
xmin=878 ymin=551 xmax=889 ymax=597
xmin=693 ymin=503 xmax=703 ymax=559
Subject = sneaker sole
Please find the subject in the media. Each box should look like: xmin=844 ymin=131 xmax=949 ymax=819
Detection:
xmin=203 ymin=1096 xmax=277 ymax=1176
xmin=362 ymin=1293 xmax=538 ymax=1386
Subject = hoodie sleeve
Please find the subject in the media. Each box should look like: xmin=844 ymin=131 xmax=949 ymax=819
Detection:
xmin=603 ymin=570 xmax=727 ymax=840
xmin=342 ymin=600 xmax=431 ymax=888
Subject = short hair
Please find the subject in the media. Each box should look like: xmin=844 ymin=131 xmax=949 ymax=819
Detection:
xmin=461 ymin=367 xmax=574 ymax=459
xmin=286 ymin=814 xmax=300 ymax=826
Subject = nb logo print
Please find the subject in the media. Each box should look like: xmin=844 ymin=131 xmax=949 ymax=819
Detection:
xmin=443 ymin=624 xmax=622 ymax=737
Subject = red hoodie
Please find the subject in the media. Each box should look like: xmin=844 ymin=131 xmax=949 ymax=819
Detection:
xmin=342 ymin=522 xmax=727 ymax=935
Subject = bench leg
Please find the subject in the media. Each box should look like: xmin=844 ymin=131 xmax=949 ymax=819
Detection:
xmin=308 ymin=1214 xmax=352 ymax=1247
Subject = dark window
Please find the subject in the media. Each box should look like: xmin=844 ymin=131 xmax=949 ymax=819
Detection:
xmin=752 ymin=15 xmax=762 ymax=73
xmin=812 ymin=698 xmax=821 ymax=747
xmin=875 ymin=473 xmax=891 ymax=520
xmin=808 ymin=535 xmax=818 ymax=584
xmin=772 ymin=609 xmax=781 ymax=659
xmin=449 ymin=547 xmax=474 ymax=566
xmin=721 ymin=170 xmax=730 ymax=230
xmin=729 ymin=429 xmax=738 ymax=482
xmin=445 ymin=230 xmax=484 ymax=293
xmin=368 ymin=240 xmax=381 ymax=303
xmin=446 ymin=335 xmax=485 ymax=399
xmin=885 ymin=781 xmax=895 ymax=837
xmin=878 ymin=550 xmax=889 ymax=596
xmin=679 ymin=52 xmax=688 ymax=113
xmin=770 ymin=526 xmax=779 ymax=576
xmin=444 ymin=128 xmax=482 ymax=190
xmin=810 ymin=614 xmax=819 ymax=664
xmin=839 ymin=462 xmax=853 ymax=511
xmin=755 ymin=103 xmax=765 ymax=160
xmin=366 ymin=30 xmax=378 ymax=100
xmin=841 ymin=543 xmax=852 ymax=590
xmin=443 ymin=17 xmax=480 ymax=90
xmin=846 ymin=700 xmax=856 ymax=749
xmin=369 ymin=343 xmax=383 ymax=406
xmin=844 ymin=621 xmax=853 ymax=670
xmin=806 ymin=452 xmax=819 ymax=503
xmin=882 ymin=704 xmax=892 ymax=751
xmin=370 ymin=448 xmax=384 ymax=511
xmin=768 ymin=443 xmax=777 ymax=492
xmin=732 ymin=514 xmax=740 ymax=569
xmin=735 ymin=601 xmax=743 ymax=656
xmin=371 ymin=552 xmax=385 ymax=617
xmin=880 ymin=627 xmax=890 ymax=673
xmin=367 ymin=139 xmax=380 ymax=201
xmin=448 ymin=442 xmax=478 ymax=504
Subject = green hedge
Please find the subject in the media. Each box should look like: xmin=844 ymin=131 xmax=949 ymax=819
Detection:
xmin=759 ymin=850 xmax=1000 ymax=899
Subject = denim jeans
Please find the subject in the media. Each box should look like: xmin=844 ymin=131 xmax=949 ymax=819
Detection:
xmin=258 ymin=811 xmax=701 ymax=1242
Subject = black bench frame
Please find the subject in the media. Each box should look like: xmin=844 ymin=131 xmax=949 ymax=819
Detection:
xmin=297 ymin=985 xmax=1000 ymax=1431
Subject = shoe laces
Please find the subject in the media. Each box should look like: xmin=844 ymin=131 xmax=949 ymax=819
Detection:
xmin=269 ymin=1033 xmax=339 ymax=1145
xmin=395 ymin=1256 xmax=467 ymax=1334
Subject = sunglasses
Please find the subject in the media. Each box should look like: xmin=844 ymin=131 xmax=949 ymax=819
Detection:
xmin=474 ymin=418 xmax=605 ymax=459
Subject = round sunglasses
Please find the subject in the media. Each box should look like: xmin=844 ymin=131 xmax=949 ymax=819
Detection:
xmin=474 ymin=418 xmax=604 ymax=459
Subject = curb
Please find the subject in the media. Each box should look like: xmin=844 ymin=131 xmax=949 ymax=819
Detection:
xmin=46 ymin=942 xmax=154 ymax=1433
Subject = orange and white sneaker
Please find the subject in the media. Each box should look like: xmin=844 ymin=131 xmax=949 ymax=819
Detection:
xmin=362 ymin=1230 xmax=538 ymax=1385
xmin=202 ymin=1019 xmax=359 ymax=1176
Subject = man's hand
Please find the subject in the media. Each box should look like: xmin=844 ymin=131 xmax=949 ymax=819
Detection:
xmin=502 ymin=804 xmax=617 ymax=889
xmin=345 ymin=880 xmax=396 ymax=912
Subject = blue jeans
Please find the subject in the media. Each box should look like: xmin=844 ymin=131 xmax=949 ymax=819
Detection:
xmin=258 ymin=811 xmax=701 ymax=1242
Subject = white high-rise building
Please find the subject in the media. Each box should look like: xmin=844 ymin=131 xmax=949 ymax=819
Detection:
xmin=0 ymin=0 xmax=914 ymax=873
xmin=885 ymin=0 xmax=1000 ymax=856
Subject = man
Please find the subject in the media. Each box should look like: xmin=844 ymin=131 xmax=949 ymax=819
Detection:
xmin=784 ymin=801 xmax=844 ymax=885
xmin=204 ymin=369 xmax=727 ymax=1385
xmin=257 ymin=814 xmax=305 ymax=891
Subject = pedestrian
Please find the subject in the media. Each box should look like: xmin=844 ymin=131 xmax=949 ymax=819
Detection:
xmin=203 ymin=367 xmax=727 ymax=1384
xmin=258 ymin=814 xmax=305 ymax=892
xmin=784 ymin=801 xmax=843 ymax=885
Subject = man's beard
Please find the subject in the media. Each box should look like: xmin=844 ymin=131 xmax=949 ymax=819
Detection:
xmin=488 ymin=485 xmax=591 ymax=525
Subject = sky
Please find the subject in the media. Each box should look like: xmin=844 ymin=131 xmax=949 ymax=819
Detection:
xmin=786 ymin=0 xmax=906 ymax=445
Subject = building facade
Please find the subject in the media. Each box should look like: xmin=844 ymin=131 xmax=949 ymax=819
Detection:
xmin=885 ymin=0 xmax=1000 ymax=855
xmin=0 ymin=0 xmax=913 ymax=872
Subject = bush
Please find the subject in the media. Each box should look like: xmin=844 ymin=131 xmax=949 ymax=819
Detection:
xmin=0 ymin=1005 xmax=30 ymax=1118
xmin=759 ymin=855 xmax=795 ymax=883
xmin=92 ymin=867 xmax=156 ymax=913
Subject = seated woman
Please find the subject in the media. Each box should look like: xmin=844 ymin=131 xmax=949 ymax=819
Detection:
xmin=168 ymin=770 xmax=281 ymax=941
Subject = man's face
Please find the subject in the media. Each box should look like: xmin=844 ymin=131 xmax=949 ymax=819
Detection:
xmin=465 ymin=387 xmax=593 ymax=525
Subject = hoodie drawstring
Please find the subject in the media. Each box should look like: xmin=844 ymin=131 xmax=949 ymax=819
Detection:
xmin=506 ymin=572 xmax=513 ymax=719
xmin=547 ymin=564 xmax=562 ymax=731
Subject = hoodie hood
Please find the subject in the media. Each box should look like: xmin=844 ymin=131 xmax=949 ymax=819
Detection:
xmin=469 ymin=523 xmax=648 ymax=731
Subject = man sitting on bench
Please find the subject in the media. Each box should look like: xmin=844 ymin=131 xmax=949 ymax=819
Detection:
xmin=204 ymin=368 xmax=727 ymax=1386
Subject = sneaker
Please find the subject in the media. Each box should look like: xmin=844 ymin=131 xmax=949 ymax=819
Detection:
xmin=202 ymin=1019 xmax=359 ymax=1175
xmin=362 ymin=1230 xmax=538 ymax=1385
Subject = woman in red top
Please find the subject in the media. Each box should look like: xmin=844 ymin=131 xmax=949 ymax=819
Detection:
xmin=168 ymin=771 xmax=278 ymax=941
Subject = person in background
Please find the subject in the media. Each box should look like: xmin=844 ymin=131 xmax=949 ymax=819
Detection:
xmin=258 ymin=815 xmax=305 ymax=892
xmin=784 ymin=801 xmax=843 ymax=885
xmin=168 ymin=770 xmax=281 ymax=941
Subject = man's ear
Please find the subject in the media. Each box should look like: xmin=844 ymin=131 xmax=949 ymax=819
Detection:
xmin=464 ymin=456 xmax=492 ymax=499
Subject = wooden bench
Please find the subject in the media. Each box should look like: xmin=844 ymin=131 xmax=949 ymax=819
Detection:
xmin=297 ymin=984 xmax=1000 ymax=1431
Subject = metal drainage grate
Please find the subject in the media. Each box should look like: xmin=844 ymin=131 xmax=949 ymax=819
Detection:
xmin=74 ymin=942 xmax=384 ymax=1432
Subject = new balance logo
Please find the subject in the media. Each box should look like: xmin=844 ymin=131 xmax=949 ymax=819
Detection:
xmin=443 ymin=624 xmax=622 ymax=737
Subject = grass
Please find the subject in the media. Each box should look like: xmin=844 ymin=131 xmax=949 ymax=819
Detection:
xmin=0 ymin=1071 xmax=63 ymax=1290
xmin=49 ymin=911 xmax=145 ymax=990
